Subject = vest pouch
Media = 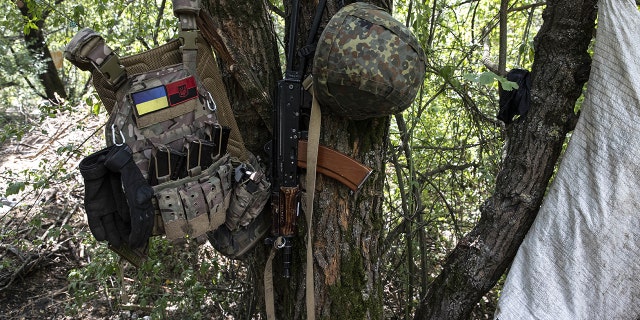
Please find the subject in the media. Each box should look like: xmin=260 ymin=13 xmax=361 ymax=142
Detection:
xmin=225 ymin=155 xmax=271 ymax=231
xmin=106 ymin=64 xmax=220 ymax=181
xmin=152 ymin=154 xmax=232 ymax=242
xmin=202 ymin=161 xmax=233 ymax=231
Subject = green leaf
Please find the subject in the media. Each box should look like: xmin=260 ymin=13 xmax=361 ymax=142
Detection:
xmin=440 ymin=65 xmax=455 ymax=80
xmin=499 ymin=80 xmax=519 ymax=91
xmin=56 ymin=144 xmax=74 ymax=155
xmin=6 ymin=181 xmax=26 ymax=196
xmin=496 ymin=75 xmax=520 ymax=91
xmin=477 ymin=72 xmax=496 ymax=85
xmin=464 ymin=71 xmax=498 ymax=86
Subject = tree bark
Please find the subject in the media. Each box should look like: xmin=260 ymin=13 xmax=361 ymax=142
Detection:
xmin=200 ymin=1 xmax=279 ymax=317
xmin=278 ymin=2 xmax=391 ymax=318
xmin=16 ymin=0 xmax=67 ymax=103
xmin=414 ymin=0 xmax=597 ymax=319
xmin=201 ymin=0 xmax=280 ymax=155
xmin=203 ymin=0 xmax=389 ymax=318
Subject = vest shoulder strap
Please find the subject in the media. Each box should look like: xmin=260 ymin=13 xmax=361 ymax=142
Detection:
xmin=173 ymin=0 xmax=200 ymax=73
xmin=64 ymin=28 xmax=127 ymax=88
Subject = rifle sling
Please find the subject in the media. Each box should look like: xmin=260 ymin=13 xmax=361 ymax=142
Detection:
xmin=304 ymin=82 xmax=321 ymax=320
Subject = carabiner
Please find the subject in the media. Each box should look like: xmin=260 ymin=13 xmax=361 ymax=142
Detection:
xmin=206 ymin=92 xmax=217 ymax=112
xmin=111 ymin=124 xmax=126 ymax=146
xmin=274 ymin=236 xmax=286 ymax=249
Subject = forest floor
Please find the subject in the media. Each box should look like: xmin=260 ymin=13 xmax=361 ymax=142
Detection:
xmin=0 ymin=106 xmax=256 ymax=320
xmin=0 ymin=108 xmax=121 ymax=319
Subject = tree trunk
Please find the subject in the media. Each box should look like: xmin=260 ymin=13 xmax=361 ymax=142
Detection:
xmin=203 ymin=0 xmax=389 ymax=318
xmin=200 ymin=1 xmax=279 ymax=317
xmin=16 ymin=0 xmax=67 ymax=103
xmin=414 ymin=0 xmax=597 ymax=319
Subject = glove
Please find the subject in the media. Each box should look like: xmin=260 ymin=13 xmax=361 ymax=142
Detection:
xmin=79 ymin=146 xmax=130 ymax=247
xmin=105 ymin=144 xmax=155 ymax=248
xmin=109 ymin=170 xmax=132 ymax=238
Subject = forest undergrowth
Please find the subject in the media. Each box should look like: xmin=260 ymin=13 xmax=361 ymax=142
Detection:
xmin=0 ymin=102 xmax=257 ymax=320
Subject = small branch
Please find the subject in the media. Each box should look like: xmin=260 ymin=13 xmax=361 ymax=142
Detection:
xmin=508 ymin=2 xmax=547 ymax=13
xmin=499 ymin=0 xmax=508 ymax=74
xmin=0 ymin=246 xmax=43 ymax=291
xmin=267 ymin=1 xmax=285 ymax=18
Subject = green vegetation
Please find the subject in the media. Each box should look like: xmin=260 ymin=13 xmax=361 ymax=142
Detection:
xmin=0 ymin=0 xmax=545 ymax=318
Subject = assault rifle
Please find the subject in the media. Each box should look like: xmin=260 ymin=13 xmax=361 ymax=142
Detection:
xmin=267 ymin=0 xmax=372 ymax=278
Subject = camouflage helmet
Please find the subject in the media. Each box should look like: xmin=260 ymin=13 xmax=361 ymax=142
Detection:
xmin=312 ymin=2 xmax=426 ymax=120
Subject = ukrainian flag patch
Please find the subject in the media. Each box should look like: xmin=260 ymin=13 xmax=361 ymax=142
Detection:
xmin=132 ymin=86 xmax=168 ymax=116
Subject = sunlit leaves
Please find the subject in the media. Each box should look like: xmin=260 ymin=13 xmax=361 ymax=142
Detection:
xmin=1 ymin=0 xmax=177 ymax=111
xmin=382 ymin=1 xmax=544 ymax=316
xmin=5 ymin=181 xmax=26 ymax=197
xmin=464 ymin=71 xmax=519 ymax=91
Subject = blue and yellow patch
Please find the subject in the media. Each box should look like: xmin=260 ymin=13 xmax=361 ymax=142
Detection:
xmin=132 ymin=86 xmax=168 ymax=116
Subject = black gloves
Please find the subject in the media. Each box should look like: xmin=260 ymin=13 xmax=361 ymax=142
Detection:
xmin=79 ymin=146 xmax=131 ymax=247
xmin=104 ymin=145 xmax=155 ymax=248
xmin=79 ymin=144 xmax=154 ymax=249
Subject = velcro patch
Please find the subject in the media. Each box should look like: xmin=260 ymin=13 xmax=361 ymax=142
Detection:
xmin=166 ymin=76 xmax=198 ymax=107
xmin=132 ymin=86 xmax=168 ymax=116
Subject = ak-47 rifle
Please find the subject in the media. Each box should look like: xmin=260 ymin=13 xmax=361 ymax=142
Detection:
xmin=268 ymin=0 xmax=305 ymax=278
xmin=267 ymin=0 xmax=372 ymax=278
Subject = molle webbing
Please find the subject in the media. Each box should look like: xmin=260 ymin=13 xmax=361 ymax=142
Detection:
xmin=83 ymin=37 xmax=247 ymax=162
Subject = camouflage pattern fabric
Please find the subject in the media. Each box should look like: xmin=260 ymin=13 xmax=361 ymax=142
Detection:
xmin=225 ymin=154 xmax=270 ymax=231
xmin=154 ymin=154 xmax=233 ymax=241
xmin=65 ymin=28 xmax=248 ymax=161
xmin=312 ymin=2 xmax=426 ymax=120
xmin=65 ymin=26 xmax=271 ymax=252
xmin=105 ymin=65 xmax=216 ymax=176
xmin=64 ymin=28 xmax=127 ymax=88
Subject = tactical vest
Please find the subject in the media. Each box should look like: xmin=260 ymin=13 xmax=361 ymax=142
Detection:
xmin=65 ymin=0 xmax=270 ymax=248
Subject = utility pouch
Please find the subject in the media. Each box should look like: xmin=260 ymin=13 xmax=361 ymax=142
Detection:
xmin=153 ymin=154 xmax=233 ymax=242
xmin=225 ymin=155 xmax=271 ymax=231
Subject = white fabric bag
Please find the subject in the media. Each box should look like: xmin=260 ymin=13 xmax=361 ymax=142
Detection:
xmin=494 ymin=0 xmax=640 ymax=319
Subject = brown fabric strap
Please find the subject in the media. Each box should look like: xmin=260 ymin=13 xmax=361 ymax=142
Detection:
xmin=173 ymin=0 xmax=200 ymax=74
xmin=304 ymin=81 xmax=321 ymax=320
xmin=265 ymin=246 xmax=277 ymax=320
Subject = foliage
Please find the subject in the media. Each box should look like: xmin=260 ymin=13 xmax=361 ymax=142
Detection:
xmin=0 ymin=0 xmax=551 ymax=318
xmin=0 ymin=92 xmax=258 ymax=318
xmin=382 ymin=0 xmax=543 ymax=318
xmin=0 ymin=0 xmax=177 ymax=112
xmin=67 ymin=236 xmax=254 ymax=319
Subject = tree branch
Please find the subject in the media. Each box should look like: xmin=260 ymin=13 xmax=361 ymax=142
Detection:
xmin=415 ymin=0 xmax=597 ymax=318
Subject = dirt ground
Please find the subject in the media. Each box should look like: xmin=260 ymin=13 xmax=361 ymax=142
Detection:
xmin=0 ymin=108 xmax=133 ymax=320
xmin=0 ymin=105 xmax=258 ymax=320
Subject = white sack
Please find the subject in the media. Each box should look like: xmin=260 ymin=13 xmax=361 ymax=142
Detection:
xmin=494 ymin=0 xmax=640 ymax=319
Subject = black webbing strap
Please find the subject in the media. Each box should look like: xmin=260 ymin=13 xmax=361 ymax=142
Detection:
xmin=297 ymin=0 xmax=327 ymax=74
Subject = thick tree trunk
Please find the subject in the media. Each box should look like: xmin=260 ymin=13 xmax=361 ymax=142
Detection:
xmin=203 ymin=0 xmax=389 ymax=318
xmin=16 ymin=0 xmax=67 ymax=103
xmin=201 ymin=0 xmax=280 ymax=155
xmin=200 ymin=1 xmax=279 ymax=317
xmin=414 ymin=0 xmax=597 ymax=319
